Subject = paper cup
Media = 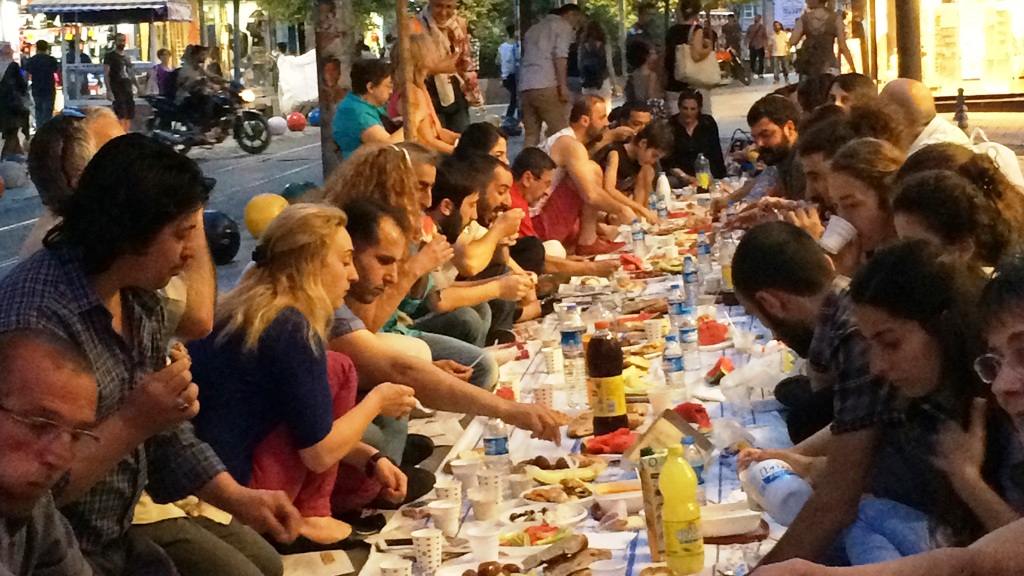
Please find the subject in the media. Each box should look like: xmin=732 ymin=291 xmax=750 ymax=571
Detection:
xmin=427 ymin=500 xmax=461 ymax=537
xmin=380 ymin=557 xmax=413 ymax=576
xmin=819 ymin=216 xmax=858 ymax=254
xmin=541 ymin=347 xmax=563 ymax=373
xmin=643 ymin=318 xmax=663 ymax=342
xmin=411 ymin=528 xmax=443 ymax=573
xmin=648 ymin=387 xmax=674 ymax=414
xmin=449 ymin=459 xmax=480 ymax=490
xmin=498 ymin=379 xmax=521 ymax=402
xmin=508 ymin=473 xmax=534 ymax=496
xmin=534 ymin=383 xmax=555 ymax=409
xmin=434 ymin=478 xmax=462 ymax=502
xmin=467 ymin=487 xmax=501 ymax=522
xmin=590 ymin=560 xmax=627 ymax=576
xmin=466 ymin=524 xmax=502 ymax=563
xmin=476 ymin=470 xmax=505 ymax=502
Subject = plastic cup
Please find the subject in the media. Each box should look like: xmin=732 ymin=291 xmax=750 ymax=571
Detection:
xmin=434 ymin=478 xmax=462 ymax=502
xmin=648 ymin=387 xmax=674 ymax=414
xmin=380 ymin=557 xmax=413 ymax=576
xmin=466 ymin=524 xmax=502 ymax=562
xmin=734 ymin=331 xmax=757 ymax=354
xmin=534 ymin=383 xmax=555 ymax=409
xmin=411 ymin=528 xmax=443 ymax=573
xmin=819 ymin=216 xmax=858 ymax=254
xmin=467 ymin=487 xmax=501 ymax=521
xmin=427 ymin=500 xmax=461 ymax=537
xmin=643 ymin=319 xmax=663 ymax=342
xmin=590 ymin=560 xmax=627 ymax=576
xmin=476 ymin=470 xmax=504 ymax=502
xmin=449 ymin=459 xmax=480 ymax=490
xmin=508 ymin=473 xmax=534 ymax=496
xmin=542 ymin=347 xmax=563 ymax=373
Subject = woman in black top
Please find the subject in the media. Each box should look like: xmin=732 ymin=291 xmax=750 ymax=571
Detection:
xmin=665 ymin=90 xmax=726 ymax=185
xmin=578 ymin=21 xmax=618 ymax=105
xmin=0 ymin=42 xmax=28 ymax=157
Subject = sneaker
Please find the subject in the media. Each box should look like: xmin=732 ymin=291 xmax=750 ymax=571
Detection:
xmin=402 ymin=434 xmax=435 ymax=467
xmin=575 ymin=238 xmax=626 ymax=256
xmin=336 ymin=511 xmax=388 ymax=537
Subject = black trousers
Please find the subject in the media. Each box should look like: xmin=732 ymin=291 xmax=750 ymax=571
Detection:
xmin=750 ymin=47 xmax=766 ymax=76
xmin=503 ymin=74 xmax=518 ymax=120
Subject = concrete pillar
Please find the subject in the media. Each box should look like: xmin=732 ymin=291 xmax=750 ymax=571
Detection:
xmin=895 ymin=0 xmax=921 ymax=80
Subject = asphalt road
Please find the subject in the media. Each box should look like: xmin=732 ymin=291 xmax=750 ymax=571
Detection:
xmin=0 ymin=129 xmax=325 ymax=286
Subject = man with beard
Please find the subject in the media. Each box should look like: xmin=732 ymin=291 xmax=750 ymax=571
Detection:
xmin=423 ymin=155 xmax=535 ymax=345
xmin=731 ymin=221 xmax=894 ymax=566
xmin=535 ymin=95 xmax=655 ymax=255
xmin=714 ymin=95 xmax=806 ymax=212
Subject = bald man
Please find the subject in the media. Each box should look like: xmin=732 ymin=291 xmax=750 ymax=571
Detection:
xmin=879 ymin=78 xmax=970 ymax=155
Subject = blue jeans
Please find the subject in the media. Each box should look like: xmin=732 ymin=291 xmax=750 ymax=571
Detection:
xmin=413 ymin=303 xmax=492 ymax=348
xmin=418 ymin=331 xmax=498 ymax=390
xmin=33 ymin=92 xmax=54 ymax=129
xmin=845 ymin=498 xmax=933 ymax=565
xmin=362 ymin=414 xmax=409 ymax=465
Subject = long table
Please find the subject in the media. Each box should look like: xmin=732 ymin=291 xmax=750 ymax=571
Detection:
xmin=359 ymin=305 xmax=795 ymax=576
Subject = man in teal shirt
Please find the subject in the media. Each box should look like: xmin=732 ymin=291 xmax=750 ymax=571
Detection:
xmin=333 ymin=59 xmax=403 ymax=158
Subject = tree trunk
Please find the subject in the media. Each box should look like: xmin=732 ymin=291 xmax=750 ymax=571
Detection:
xmin=313 ymin=0 xmax=353 ymax=177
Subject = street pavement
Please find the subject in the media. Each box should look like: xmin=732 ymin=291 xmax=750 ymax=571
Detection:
xmin=0 ymin=75 xmax=1019 ymax=287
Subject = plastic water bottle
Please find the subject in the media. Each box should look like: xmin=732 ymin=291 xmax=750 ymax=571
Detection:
xmin=483 ymin=417 xmax=511 ymax=474
xmin=657 ymin=194 xmax=669 ymax=223
xmin=656 ymin=173 xmax=672 ymax=221
xmin=668 ymin=282 xmax=686 ymax=332
xmin=561 ymin=304 xmax=587 ymax=410
xmin=660 ymin=444 xmax=704 ymax=574
xmin=696 ymin=231 xmax=712 ymax=280
xmin=683 ymin=437 xmax=707 ymax=505
xmin=695 ymin=154 xmax=711 ymax=194
xmin=720 ymin=233 xmax=737 ymax=293
xmin=663 ymin=334 xmax=686 ymax=389
xmin=682 ymin=256 xmax=699 ymax=309
xmin=678 ymin=307 xmax=700 ymax=374
xmin=740 ymin=459 xmax=814 ymax=526
xmin=631 ymin=219 xmax=647 ymax=259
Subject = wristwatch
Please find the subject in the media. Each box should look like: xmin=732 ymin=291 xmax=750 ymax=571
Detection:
xmin=365 ymin=452 xmax=389 ymax=477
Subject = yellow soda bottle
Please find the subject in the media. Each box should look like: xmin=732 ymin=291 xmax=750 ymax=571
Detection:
xmin=659 ymin=443 xmax=704 ymax=574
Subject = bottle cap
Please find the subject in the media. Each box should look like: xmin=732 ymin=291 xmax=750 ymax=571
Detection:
xmin=595 ymin=320 xmax=611 ymax=330
xmin=682 ymin=436 xmax=695 ymax=445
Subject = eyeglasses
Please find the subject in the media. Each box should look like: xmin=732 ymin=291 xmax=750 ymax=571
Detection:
xmin=975 ymin=349 xmax=1024 ymax=384
xmin=0 ymin=405 xmax=100 ymax=446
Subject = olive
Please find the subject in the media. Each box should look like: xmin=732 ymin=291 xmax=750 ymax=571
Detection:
xmin=502 ymin=563 xmax=522 ymax=575
xmin=463 ymin=571 xmax=477 ymax=576
xmin=477 ymin=561 xmax=503 ymax=576
xmin=555 ymin=457 xmax=571 ymax=470
xmin=534 ymin=456 xmax=551 ymax=470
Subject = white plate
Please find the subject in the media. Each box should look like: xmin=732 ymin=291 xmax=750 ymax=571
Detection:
xmin=500 ymin=503 xmax=588 ymax=528
xmin=699 ymin=338 xmax=733 ymax=352
xmin=518 ymin=487 xmax=595 ymax=509
xmin=592 ymin=490 xmax=645 ymax=515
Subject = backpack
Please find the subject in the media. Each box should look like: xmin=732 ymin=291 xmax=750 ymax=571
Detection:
xmin=795 ymin=12 xmax=839 ymax=76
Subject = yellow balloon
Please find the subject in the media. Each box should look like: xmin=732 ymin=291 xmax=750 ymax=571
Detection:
xmin=244 ymin=194 xmax=289 ymax=239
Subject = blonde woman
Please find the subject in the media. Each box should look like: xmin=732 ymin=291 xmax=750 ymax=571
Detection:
xmin=187 ymin=204 xmax=416 ymax=550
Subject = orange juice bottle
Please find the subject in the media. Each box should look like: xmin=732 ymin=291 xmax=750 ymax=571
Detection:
xmin=659 ymin=444 xmax=704 ymax=574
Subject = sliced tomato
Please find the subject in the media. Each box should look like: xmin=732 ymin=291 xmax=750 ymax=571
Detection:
xmin=525 ymin=524 xmax=559 ymax=544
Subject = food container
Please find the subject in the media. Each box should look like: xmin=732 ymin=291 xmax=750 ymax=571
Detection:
xmin=700 ymin=501 xmax=763 ymax=538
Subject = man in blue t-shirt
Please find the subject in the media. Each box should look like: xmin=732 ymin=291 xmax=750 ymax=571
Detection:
xmin=23 ymin=40 xmax=60 ymax=129
xmin=332 ymin=58 xmax=402 ymax=159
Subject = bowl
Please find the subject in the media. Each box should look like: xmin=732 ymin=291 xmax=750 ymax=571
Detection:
xmin=592 ymin=490 xmax=644 ymax=515
xmin=700 ymin=501 xmax=763 ymax=538
xmin=500 ymin=503 xmax=588 ymax=528
xmin=519 ymin=486 xmax=595 ymax=509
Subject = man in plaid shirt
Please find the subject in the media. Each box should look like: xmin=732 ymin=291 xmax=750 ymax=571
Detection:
xmin=0 ymin=134 xmax=301 ymax=575
xmin=731 ymin=222 xmax=896 ymax=565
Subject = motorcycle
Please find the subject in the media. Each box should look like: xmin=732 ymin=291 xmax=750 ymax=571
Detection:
xmin=718 ymin=46 xmax=751 ymax=86
xmin=145 ymin=80 xmax=271 ymax=155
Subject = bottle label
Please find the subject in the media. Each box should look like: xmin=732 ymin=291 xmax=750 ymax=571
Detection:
xmin=664 ymin=354 xmax=684 ymax=373
xmin=680 ymin=327 xmax=698 ymax=345
xmin=698 ymin=244 xmax=711 ymax=256
xmin=589 ymin=375 xmax=626 ymax=418
xmin=722 ymin=265 xmax=734 ymax=291
xmin=484 ymin=436 xmax=509 ymax=457
xmin=561 ymin=330 xmax=583 ymax=348
xmin=697 ymin=173 xmax=710 ymax=189
xmin=668 ymin=300 xmax=685 ymax=317
xmin=664 ymin=518 xmax=704 ymax=557
xmin=691 ymin=463 xmax=705 ymax=484
xmin=683 ymin=270 xmax=698 ymax=285
xmin=633 ymin=230 xmax=645 ymax=242
xmin=757 ymin=461 xmax=797 ymax=486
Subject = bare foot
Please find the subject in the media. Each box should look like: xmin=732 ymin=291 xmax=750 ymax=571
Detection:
xmin=300 ymin=516 xmax=352 ymax=544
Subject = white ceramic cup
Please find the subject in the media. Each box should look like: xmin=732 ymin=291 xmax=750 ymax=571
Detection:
xmin=541 ymin=347 xmax=563 ymax=373
xmin=643 ymin=318 xmax=663 ymax=342
xmin=379 ymin=557 xmax=413 ymax=576
xmin=819 ymin=216 xmax=858 ymax=254
xmin=427 ymin=500 xmax=460 ymax=537
xmin=411 ymin=528 xmax=443 ymax=573
xmin=466 ymin=524 xmax=502 ymax=563
xmin=434 ymin=478 xmax=462 ymax=502
xmin=467 ymin=487 xmax=501 ymax=521
xmin=449 ymin=459 xmax=480 ymax=490
xmin=534 ymin=383 xmax=555 ymax=409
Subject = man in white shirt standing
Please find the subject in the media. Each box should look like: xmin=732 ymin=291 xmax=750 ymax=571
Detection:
xmin=519 ymin=4 xmax=586 ymax=148
xmin=498 ymin=25 xmax=520 ymax=126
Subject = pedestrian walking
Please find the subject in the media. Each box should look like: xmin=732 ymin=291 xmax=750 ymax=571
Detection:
xmin=0 ymin=42 xmax=29 ymax=156
xmin=22 ymin=40 xmax=59 ymax=129
xmin=747 ymin=15 xmax=769 ymax=78
xmin=103 ymin=33 xmax=138 ymax=132
xmin=497 ymin=25 xmax=519 ymax=125
xmin=519 ymin=4 xmax=585 ymax=148
xmin=771 ymin=22 xmax=791 ymax=83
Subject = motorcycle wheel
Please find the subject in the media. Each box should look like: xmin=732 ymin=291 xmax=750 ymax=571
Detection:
xmin=235 ymin=115 xmax=271 ymax=154
xmin=733 ymin=62 xmax=752 ymax=86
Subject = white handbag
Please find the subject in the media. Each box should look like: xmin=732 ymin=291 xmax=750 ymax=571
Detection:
xmin=674 ymin=32 xmax=721 ymax=88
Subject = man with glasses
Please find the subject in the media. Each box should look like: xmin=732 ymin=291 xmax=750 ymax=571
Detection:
xmin=0 ymin=329 xmax=98 ymax=575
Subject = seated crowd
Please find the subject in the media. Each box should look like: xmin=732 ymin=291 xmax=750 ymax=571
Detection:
xmin=6 ymin=15 xmax=1024 ymax=576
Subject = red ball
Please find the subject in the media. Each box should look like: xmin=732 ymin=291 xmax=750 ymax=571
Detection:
xmin=287 ymin=112 xmax=307 ymax=131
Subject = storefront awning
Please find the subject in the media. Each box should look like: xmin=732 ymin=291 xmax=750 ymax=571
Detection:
xmin=26 ymin=0 xmax=192 ymax=24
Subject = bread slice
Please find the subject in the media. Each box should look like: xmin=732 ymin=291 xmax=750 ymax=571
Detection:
xmin=546 ymin=548 xmax=613 ymax=576
xmin=521 ymin=534 xmax=588 ymax=571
